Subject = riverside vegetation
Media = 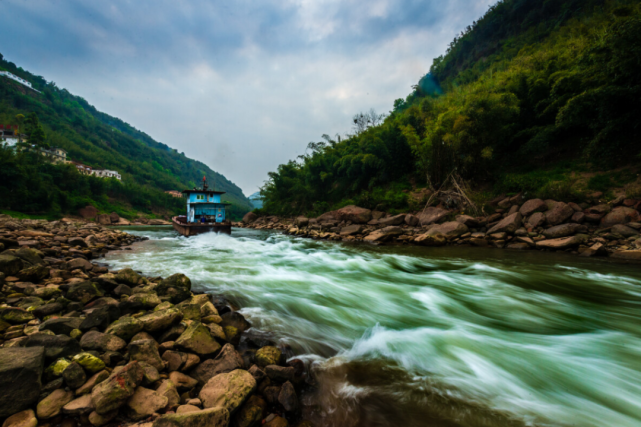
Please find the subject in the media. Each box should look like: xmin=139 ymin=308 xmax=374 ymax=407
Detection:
xmin=0 ymin=215 xmax=310 ymax=427
xmin=257 ymin=0 xmax=641 ymax=218
xmin=0 ymin=54 xmax=253 ymax=220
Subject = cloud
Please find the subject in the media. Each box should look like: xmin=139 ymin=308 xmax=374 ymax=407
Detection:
xmin=0 ymin=0 xmax=490 ymax=195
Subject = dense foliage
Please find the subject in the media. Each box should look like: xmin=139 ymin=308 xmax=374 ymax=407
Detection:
xmin=0 ymin=55 xmax=253 ymax=218
xmin=261 ymin=0 xmax=641 ymax=217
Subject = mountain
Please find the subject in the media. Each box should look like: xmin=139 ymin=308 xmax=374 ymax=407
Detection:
xmin=248 ymin=191 xmax=264 ymax=209
xmin=259 ymin=0 xmax=641 ymax=217
xmin=0 ymin=53 xmax=253 ymax=219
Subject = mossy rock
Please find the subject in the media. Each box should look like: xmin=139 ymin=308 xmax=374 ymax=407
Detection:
xmin=105 ymin=316 xmax=144 ymax=341
xmin=179 ymin=303 xmax=201 ymax=321
xmin=255 ymin=346 xmax=281 ymax=368
xmin=156 ymin=274 xmax=192 ymax=303
xmin=45 ymin=358 xmax=72 ymax=380
xmin=1 ymin=307 xmax=36 ymax=324
xmin=32 ymin=287 xmax=62 ymax=300
xmin=154 ymin=301 xmax=174 ymax=312
xmin=115 ymin=268 xmax=143 ymax=286
xmin=129 ymin=293 xmax=162 ymax=309
xmin=70 ymin=329 xmax=83 ymax=339
xmin=175 ymin=321 xmax=221 ymax=356
xmin=67 ymin=281 xmax=103 ymax=304
xmin=72 ymin=352 xmax=106 ymax=373
xmin=0 ymin=254 xmax=24 ymax=276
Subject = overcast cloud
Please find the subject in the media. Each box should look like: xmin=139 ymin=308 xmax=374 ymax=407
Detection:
xmin=0 ymin=0 xmax=489 ymax=195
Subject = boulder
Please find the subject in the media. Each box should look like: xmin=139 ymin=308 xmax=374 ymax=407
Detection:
xmin=37 ymin=389 xmax=74 ymax=419
xmin=545 ymin=202 xmax=575 ymax=226
xmin=23 ymin=334 xmax=81 ymax=359
xmin=588 ymin=204 xmax=611 ymax=215
xmin=79 ymin=206 xmax=99 ymax=219
xmin=152 ymin=407 xmax=229 ymax=427
xmin=189 ymin=344 xmax=243 ymax=385
xmin=105 ymin=316 xmax=144 ymax=341
xmin=199 ymin=369 xmax=256 ymax=414
xmin=129 ymin=339 xmax=165 ymax=371
xmin=14 ymin=247 xmax=45 ymax=266
xmin=67 ymin=281 xmax=103 ymax=304
xmin=62 ymin=394 xmax=94 ymax=415
xmin=80 ymin=304 xmax=121 ymax=331
xmin=96 ymin=215 xmax=111 ymax=225
xmin=363 ymin=226 xmax=403 ymax=242
xmin=571 ymin=212 xmax=585 ymax=223
xmin=487 ymin=213 xmax=522 ymax=235
xmin=1 ymin=410 xmax=37 ymax=427
xmin=1 ymin=307 xmax=35 ymax=324
xmin=68 ymin=237 xmax=88 ymax=248
xmin=519 ymin=199 xmax=548 ymax=216
xmin=417 ymin=207 xmax=449 ymax=225
xmin=220 ymin=311 xmax=251 ymax=332
xmin=255 ymin=346 xmax=281 ymax=368
xmin=115 ymin=268 xmax=144 ymax=286
xmin=611 ymin=224 xmax=640 ymax=237
xmin=88 ymin=410 xmax=118 ymax=426
xmin=62 ymin=362 xmax=87 ymax=389
xmin=527 ymin=212 xmax=546 ymax=228
xmin=139 ymin=308 xmax=183 ymax=332
xmin=67 ymin=258 xmax=93 ymax=271
xmin=294 ymin=216 xmax=308 ymax=227
xmin=265 ymin=365 xmax=295 ymax=383
xmin=242 ymin=212 xmax=258 ymax=224
xmin=91 ymin=361 xmax=144 ymax=415
xmin=128 ymin=292 xmax=162 ymax=309
xmin=378 ymin=214 xmax=405 ymax=226
xmin=414 ymin=234 xmax=447 ymax=246
xmin=339 ymin=224 xmax=362 ymax=236
xmin=156 ymin=379 xmax=181 ymax=410
xmin=109 ymin=212 xmax=120 ymax=223
xmin=176 ymin=405 xmax=200 ymax=414
xmin=72 ymin=352 xmax=106 ymax=373
xmin=157 ymin=274 xmax=192 ymax=303
xmin=125 ymin=387 xmax=168 ymax=421
xmin=536 ymin=235 xmax=588 ymax=250
xmin=17 ymin=265 xmax=49 ymax=282
xmin=168 ymin=372 xmax=198 ymax=391
xmin=426 ymin=221 xmax=469 ymax=237
xmin=0 ymin=347 xmax=45 ymax=417
xmin=333 ymin=205 xmax=372 ymax=224
xmin=39 ymin=317 xmax=83 ymax=335
xmin=404 ymin=214 xmax=419 ymax=226
xmin=278 ymin=381 xmax=298 ymax=412
xmin=601 ymin=207 xmax=639 ymax=227
xmin=175 ymin=322 xmax=221 ymax=356
xmin=235 ymin=395 xmax=266 ymax=427
xmin=543 ymin=223 xmax=587 ymax=239
xmin=0 ymin=254 xmax=23 ymax=276
xmin=455 ymin=215 xmax=479 ymax=227
xmin=80 ymin=331 xmax=127 ymax=352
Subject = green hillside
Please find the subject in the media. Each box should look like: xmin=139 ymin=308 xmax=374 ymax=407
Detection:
xmin=0 ymin=53 xmax=253 ymax=219
xmin=260 ymin=0 xmax=641 ymax=217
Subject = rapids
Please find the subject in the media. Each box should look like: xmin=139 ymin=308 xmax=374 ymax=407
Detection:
xmin=105 ymin=226 xmax=641 ymax=427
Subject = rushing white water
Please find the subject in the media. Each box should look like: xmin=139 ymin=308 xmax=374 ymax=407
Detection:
xmin=105 ymin=227 xmax=641 ymax=427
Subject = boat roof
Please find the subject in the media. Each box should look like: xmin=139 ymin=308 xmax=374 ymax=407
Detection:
xmin=182 ymin=189 xmax=226 ymax=195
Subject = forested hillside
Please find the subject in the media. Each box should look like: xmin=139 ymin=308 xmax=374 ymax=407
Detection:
xmin=0 ymin=54 xmax=253 ymax=219
xmin=260 ymin=0 xmax=641 ymax=217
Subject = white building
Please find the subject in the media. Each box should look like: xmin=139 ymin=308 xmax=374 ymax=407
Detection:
xmin=93 ymin=169 xmax=121 ymax=180
xmin=0 ymin=71 xmax=40 ymax=92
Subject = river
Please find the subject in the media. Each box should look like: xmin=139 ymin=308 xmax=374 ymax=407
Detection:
xmin=105 ymin=226 xmax=641 ymax=427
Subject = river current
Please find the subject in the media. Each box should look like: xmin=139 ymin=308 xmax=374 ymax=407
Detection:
xmin=105 ymin=226 xmax=641 ymax=427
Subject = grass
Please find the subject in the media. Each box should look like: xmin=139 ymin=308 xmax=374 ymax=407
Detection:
xmin=0 ymin=209 xmax=61 ymax=221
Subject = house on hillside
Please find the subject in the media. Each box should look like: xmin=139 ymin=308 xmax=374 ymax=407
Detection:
xmin=0 ymin=71 xmax=40 ymax=92
xmin=165 ymin=191 xmax=183 ymax=198
xmin=70 ymin=161 xmax=93 ymax=175
xmin=93 ymin=169 xmax=121 ymax=180
xmin=0 ymin=125 xmax=26 ymax=147
xmin=37 ymin=146 xmax=67 ymax=164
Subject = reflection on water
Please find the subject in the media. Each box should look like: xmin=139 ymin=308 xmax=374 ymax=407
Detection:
xmin=106 ymin=226 xmax=641 ymax=427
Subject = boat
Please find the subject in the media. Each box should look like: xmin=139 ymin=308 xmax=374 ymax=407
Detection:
xmin=171 ymin=177 xmax=232 ymax=236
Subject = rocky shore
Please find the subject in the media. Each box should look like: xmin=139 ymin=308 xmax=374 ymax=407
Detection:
xmin=238 ymin=195 xmax=641 ymax=261
xmin=0 ymin=216 xmax=311 ymax=427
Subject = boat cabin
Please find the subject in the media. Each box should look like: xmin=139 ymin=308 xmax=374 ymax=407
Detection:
xmin=183 ymin=189 xmax=230 ymax=223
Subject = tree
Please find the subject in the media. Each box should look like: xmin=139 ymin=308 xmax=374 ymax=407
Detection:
xmin=352 ymin=109 xmax=387 ymax=135
xmin=14 ymin=114 xmax=24 ymax=144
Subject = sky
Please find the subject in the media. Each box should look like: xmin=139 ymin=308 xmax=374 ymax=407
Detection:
xmin=0 ymin=0 xmax=490 ymax=196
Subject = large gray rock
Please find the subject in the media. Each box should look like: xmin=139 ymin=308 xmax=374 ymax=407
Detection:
xmin=278 ymin=381 xmax=298 ymax=412
xmin=339 ymin=224 xmax=362 ymax=236
xmin=199 ymin=369 xmax=256 ymax=414
xmin=157 ymin=274 xmax=192 ymax=303
xmin=138 ymin=308 xmax=183 ymax=332
xmin=487 ymin=213 xmax=522 ymax=235
xmin=62 ymin=362 xmax=87 ymax=389
xmin=80 ymin=331 xmax=126 ymax=352
xmin=91 ymin=361 xmax=144 ymax=415
xmin=417 ymin=207 xmax=449 ymax=225
xmin=378 ymin=214 xmax=405 ymax=226
xmin=545 ymin=202 xmax=574 ymax=226
xmin=39 ymin=317 xmax=83 ymax=335
xmin=128 ymin=339 xmax=165 ymax=371
xmin=189 ymin=344 xmax=243 ymax=385
xmin=152 ymin=407 xmax=229 ymax=427
xmin=455 ymin=215 xmax=479 ymax=227
xmin=67 ymin=281 xmax=103 ymax=304
xmin=414 ymin=233 xmax=447 ymax=246
xmin=125 ymin=387 xmax=168 ymax=421
xmin=23 ymin=333 xmax=81 ymax=359
xmin=611 ymin=224 xmax=640 ymax=237
xmin=1 ymin=409 xmax=37 ymax=427
xmin=37 ymin=389 xmax=74 ymax=419
xmin=363 ymin=226 xmax=403 ymax=243
xmin=105 ymin=316 xmax=144 ymax=341
xmin=0 ymin=254 xmax=24 ymax=276
xmin=0 ymin=347 xmax=45 ymax=417
xmin=426 ymin=221 xmax=468 ymax=237
xmin=543 ymin=223 xmax=587 ymax=239
xmin=601 ymin=207 xmax=639 ymax=227
xmin=156 ymin=379 xmax=181 ymax=410
xmin=175 ymin=322 xmax=221 ymax=356
xmin=62 ymin=394 xmax=94 ymax=415
xmin=519 ymin=199 xmax=548 ymax=216
xmin=333 ymin=205 xmax=372 ymax=224
xmin=536 ymin=235 xmax=588 ymax=250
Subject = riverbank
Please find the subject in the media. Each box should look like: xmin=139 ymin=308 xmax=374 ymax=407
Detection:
xmin=0 ymin=216 xmax=311 ymax=427
xmin=237 ymin=195 xmax=641 ymax=261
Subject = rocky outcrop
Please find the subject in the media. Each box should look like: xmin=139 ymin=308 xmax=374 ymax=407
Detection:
xmin=0 ymin=347 xmax=45 ymax=417
xmin=333 ymin=205 xmax=372 ymax=224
